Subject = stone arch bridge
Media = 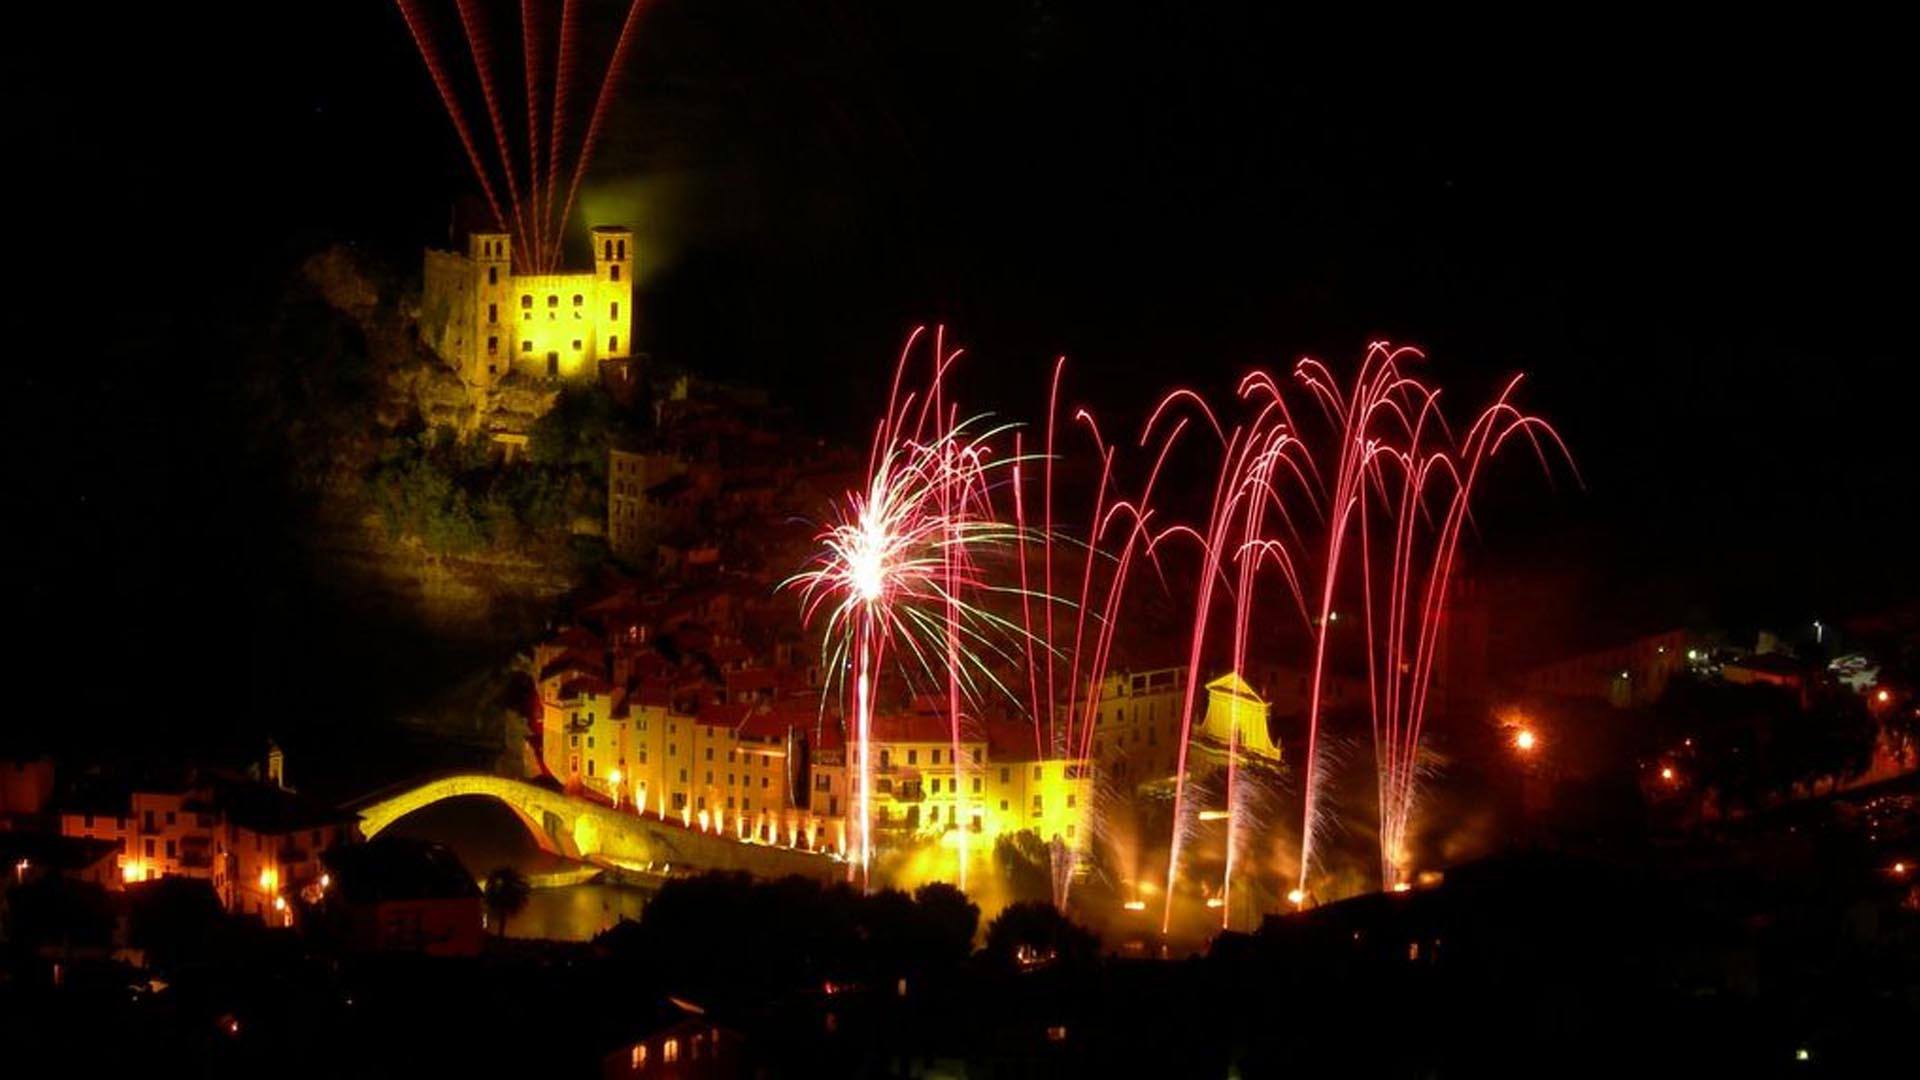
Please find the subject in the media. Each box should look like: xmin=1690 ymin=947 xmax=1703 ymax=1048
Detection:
xmin=348 ymin=773 xmax=839 ymax=882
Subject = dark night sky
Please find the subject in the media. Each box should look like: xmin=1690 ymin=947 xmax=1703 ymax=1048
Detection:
xmin=7 ymin=3 xmax=1915 ymax=754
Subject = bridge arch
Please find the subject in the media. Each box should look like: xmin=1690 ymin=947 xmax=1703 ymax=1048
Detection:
xmin=353 ymin=775 xmax=592 ymax=860
xmin=349 ymin=773 xmax=842 ymax=882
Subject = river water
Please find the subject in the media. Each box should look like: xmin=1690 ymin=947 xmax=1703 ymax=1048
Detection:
xmin=380 ymin=794 xmax=654 ymax=941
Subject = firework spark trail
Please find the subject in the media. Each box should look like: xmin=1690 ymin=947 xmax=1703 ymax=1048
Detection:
xmin=1050 ymin=405 xmax=1187 ymax=907
xmin=454 ymin=0 xmax=533 ymax=265
xmin=521 ymin=0 xmax=547 ymax=269
xmin=543 ymin=0 xmax=579 ymax=267
xmin=556 ymin=0 xmax=645 ymax=270
xmin=1290 ymin=343 xmax=1423 ymax=896
xmin=395 ymin=0 xmax=511 ymax=235
xmin=1153 ymin=405 xmax=1243 ymax=934
xmin=787 ymin=328 xmax=1032 ymax=890
xmin=1363 ymin=378 xmax=1574 ymax=886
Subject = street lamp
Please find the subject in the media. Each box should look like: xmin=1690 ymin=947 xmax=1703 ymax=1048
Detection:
xmin=1513 ymin=728 xmax=1537 ymax=753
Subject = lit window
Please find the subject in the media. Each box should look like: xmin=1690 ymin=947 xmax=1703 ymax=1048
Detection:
xmin=662 ymin=1039 xmax=678 ymax=1063
xmin=630 ymin=1044 xmax=647 ymax=1069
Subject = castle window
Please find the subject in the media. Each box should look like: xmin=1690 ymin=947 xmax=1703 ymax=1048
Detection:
xmin=610 ymin=264 xmax=621 ymax=282
xmin=610 ymin=301 xmax=619 ymax=320
xmin=572 ymin=339 xmax=582 ymax=351
xmin=487 ymin=336 xmax=498 ymax=354
xmin=617 ymin=239 xmax=626 ymax=259
xmin=547 ymin=294 xmax=558 ymax=308
xmin=488 ymin=303 xmax=498 ymax=324
xmin=573 ymin=294 xmax=583 ymax=306
xmin=522 ymin=340 xmax=533 ymax=353
xmin=488 ymin=267 xmax=498 ymax=285
xmin=521 ymin=294 xmax=532 ymax=309
xmin=603 ymin=240 xmax=613 ymax=260
xmin=609 ymin=335 xmax=618 ymax=352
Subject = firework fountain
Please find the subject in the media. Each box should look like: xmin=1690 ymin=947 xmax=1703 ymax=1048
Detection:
xmin=785 ymin=329 xmax=1029 ymax=890
xmin=794 ymin=333 xmax=1567 ymax=927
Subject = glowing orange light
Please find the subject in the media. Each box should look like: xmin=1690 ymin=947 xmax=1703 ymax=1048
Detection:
xmin=1895 ymin=861 xmax=1909 ymax=876
xmin=1122 ymin=900 xmax=1147 ymax=911
xmin=1197 ymin=809 xmax=1229 ymax=822
xmin=1876 ymin=688 xmax=1892 ymax=704
xmin=1287 ymin=888 xmax=1307 ymax=905
xmin=121 ymin=860 xmax=144 ymax=884
xmin=1513 ymin=729 xmax=1537 ymax=752
xmin=1660 ymin=766 xmax=1675 ymax=781
xmin=1391 ymin=881 xmax=1411 ymax=893
xmin=1205 ymin=896 xmax=1225 ymax=909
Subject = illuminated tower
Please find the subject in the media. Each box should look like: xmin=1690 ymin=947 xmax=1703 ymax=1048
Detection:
xmin=591 ymin=225 xmax=634 ymax=365
xmin=471 ymin=231 xmax=513 ymax=385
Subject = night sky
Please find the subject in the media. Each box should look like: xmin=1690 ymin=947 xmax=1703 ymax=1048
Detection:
xmin=9 ymin=3 xmax=1914 ymax=754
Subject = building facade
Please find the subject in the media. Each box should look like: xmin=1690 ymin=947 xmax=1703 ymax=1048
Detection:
xmin=420 ymin=226 xmax=634 ymax=387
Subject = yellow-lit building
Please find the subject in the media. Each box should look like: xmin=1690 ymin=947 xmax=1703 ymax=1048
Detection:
xmin=867 ymin=715 xmax=990 ymax=837
xmin=60 ymin=775 xmax=358 ymax=922
xmin=1195 ymin=672 xmax=1280 ymax=761
xmin=539 ymin=677 xmax=818 ymax=847
xmin=420 ymin=226 xmax=633 ymax=386
xmin=1088 ymin=666 xmax=1190 ymax=786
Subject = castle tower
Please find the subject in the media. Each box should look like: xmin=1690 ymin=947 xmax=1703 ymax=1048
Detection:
xmin=471 ymin=231 xmax=512 ymax=385
xmin=591 ymin=225 xmax=634 ymax=364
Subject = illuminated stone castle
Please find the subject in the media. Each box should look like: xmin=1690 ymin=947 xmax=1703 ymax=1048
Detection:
xmin=420 ymin=226 xmax=634 ymax=386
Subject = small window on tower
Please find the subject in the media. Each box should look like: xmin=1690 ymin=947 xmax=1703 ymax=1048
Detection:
xmin=572 ymin=294 xmax=582 ymax=306
xmin=522 ymin=340 xmax=533 ymax=353
xmin=617 ymin=239 xmax=626 ymax=259
xmin=603 ymin=240 xmax=613 ymax=260
xmin=610 ymin=264 xmax=621 ymax=282
xmin=488 ymin=303 xmax=498 ymax=324
xmin=572 ymin=339 xmax=582 ymax=351
xmin=487 ymin=336 xmax=498 ymax=354
xmin=521 ymin=295 xmax=532 ymax=309
xmin=610 ymin=301 xmax=619 ymax=320
xmin=488 ymin=267 xmax=498 ymax=285
xmin=547 ymin=294 xmax=558 ymax=308
xmin=608 ymin=335 xmax=618 ymax=352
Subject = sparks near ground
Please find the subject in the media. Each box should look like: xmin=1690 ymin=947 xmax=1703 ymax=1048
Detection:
xmin=393 ymin=0 xmax=645 ymax=273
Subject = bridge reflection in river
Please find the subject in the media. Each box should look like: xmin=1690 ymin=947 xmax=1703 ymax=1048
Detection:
xmin=379 ymin=795 xmax=654 ymax=942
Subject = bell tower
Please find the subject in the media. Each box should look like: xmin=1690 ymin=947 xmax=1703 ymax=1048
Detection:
xmin=471 ymin=231 xmax=513 ymax=384
xmin=590 ymin=225 xmax=634 ymax=363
